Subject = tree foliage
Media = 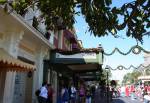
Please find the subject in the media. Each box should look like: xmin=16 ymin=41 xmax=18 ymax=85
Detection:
xmin=98 ymin=69 xmax=112 ymax=86
xmin=122 ymin=70 xmax=142 ymax=84
xmin=37 ymin=0 xmax=150 ymax=42
xmin=1 ymin=0 xmax=150 ymax=42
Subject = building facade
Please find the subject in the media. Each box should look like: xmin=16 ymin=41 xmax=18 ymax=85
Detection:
xmin=0 ymin=5 xmax=54 ymax=103
xmin=144 ymin=53 xmax=150 ymax=66
xmin=0 ymin=3 xmax=81 ymax=103
xmin=0 ymin=2 xmax=103 ymax=103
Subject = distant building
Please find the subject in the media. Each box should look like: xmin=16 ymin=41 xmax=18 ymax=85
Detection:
xmin=138 ymin=53 xmax=150 ymax=83
xmin=143 ymin=53 xmax=150 ymax=66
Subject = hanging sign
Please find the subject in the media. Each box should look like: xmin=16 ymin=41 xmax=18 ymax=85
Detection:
xmin=56 ymin=52 xmax=97 ymax=59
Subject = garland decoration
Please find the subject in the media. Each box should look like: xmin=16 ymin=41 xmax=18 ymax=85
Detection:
xmin=105 ymin=64 xmax=150 ymax=71
xmin=104 ymin=45 xmax=150 ymax=56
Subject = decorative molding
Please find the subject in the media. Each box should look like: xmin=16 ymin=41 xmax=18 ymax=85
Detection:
xmin=10 ymin=31 xmax=24 ymax=55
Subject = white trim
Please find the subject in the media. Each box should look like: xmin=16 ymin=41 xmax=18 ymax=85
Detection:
xmin=0 ymin=6 xmax=55 ymax=49
xmin=11 ymin=12 xmax=54 ymax=48
xmin=18 ymin=48 xmax=35 ymax=62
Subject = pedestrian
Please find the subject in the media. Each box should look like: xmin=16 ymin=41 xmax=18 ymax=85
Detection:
xmin=144 ymin=91 xmax=150 ymax=103
xmin=125 ymin=85 xmax=129 ymax=97
xmin=85 ymin=85 xmax=92 ymax=103
xmin=39 ymin=82 xmax=48 ymax=103
xmin=61 ymin=85 xmax=69 ymax=103
xmin=69 ymin=83 xmax=77 ymax=103
xmin=79 ymin=84 xmax=85 ymax=103
xmin=47 ymin=84 xmax=54 ymax=103
xmin=94 ymin=85 xmax=102 ymax=103
xmin=91 ymin=86 xmax=96 ymax=103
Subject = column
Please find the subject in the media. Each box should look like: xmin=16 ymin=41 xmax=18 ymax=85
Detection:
xmin=32 ymin=46 xmax=49 ymax=102
xmin=58 ymin=30 xmax=63 ymax=49
xmin=52 ymin=71 xmax=58 ymax=103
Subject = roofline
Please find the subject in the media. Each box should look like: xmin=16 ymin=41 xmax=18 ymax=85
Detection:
xmin=51 ymin=47 xmax=104 ymax=54
xmin=0 ymin=5 xmax=55 ymax=49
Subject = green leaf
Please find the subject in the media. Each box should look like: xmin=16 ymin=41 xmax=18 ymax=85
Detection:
xmin=105 ymin=0 xmax=112 ymax=6
xmin=146 ymin=22 xmax=150 ymax=28
xmin=12 ymin=1 xmax=17 ymax=9
xmin=21 ymin=0 xmax=25 ymax=3
xmin=0 ymin=0 xmax=6 ymax=4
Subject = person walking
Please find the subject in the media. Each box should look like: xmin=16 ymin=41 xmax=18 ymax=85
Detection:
xmin=85 ymin=85 xmax=92 ymax=103
xmin=79 ymin=84 xmax=85 ymax=103
xmin=125 ymin=85 xmax=129 ymax=97
xmin=69 ymin=83 xmax=77 ymax=103
xmin=61 ymin=85 xmax=69 ymax=103
xmin=39 ymin=82 xmax=48 ymax=103
xmin=95 ymin=84 xmax=107 ymax=103
xmin=47 ymin=84 xmax=54 ymax=103
xmin=91 ymin=86 xmax=96 ymax=103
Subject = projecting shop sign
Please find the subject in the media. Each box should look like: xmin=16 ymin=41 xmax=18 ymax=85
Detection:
xmin=56 ymin=53 xmax=97 ymax=59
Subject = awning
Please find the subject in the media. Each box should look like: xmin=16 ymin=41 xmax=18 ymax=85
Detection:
xmin=0 ymin=48 xmax=36 ymax=72
xmin=49 ymin=48 xmax=103 ymax=73
xmin=68 ymin=64 xmax=99 ymax=72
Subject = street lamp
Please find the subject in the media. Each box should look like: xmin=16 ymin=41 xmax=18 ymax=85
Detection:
xmin=105 ymin=65 xmax=109 ymax=103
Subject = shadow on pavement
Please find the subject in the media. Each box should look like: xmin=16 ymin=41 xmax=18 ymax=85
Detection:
xmin=112 ymin=98 xmax=126 ymax=103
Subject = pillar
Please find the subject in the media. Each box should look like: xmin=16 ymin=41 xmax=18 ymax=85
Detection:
xmin=32 ymin=46 xmax=49 ymax=103
xmin=58 ymin=30 xmax=63 ymax=49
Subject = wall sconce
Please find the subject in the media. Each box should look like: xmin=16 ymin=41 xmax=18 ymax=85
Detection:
xmin=27 ymin=71 xmax=32 ymax=78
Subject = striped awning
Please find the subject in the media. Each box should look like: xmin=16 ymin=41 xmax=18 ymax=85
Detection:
xmin=0 ymin=48 xmax=36 ymax=72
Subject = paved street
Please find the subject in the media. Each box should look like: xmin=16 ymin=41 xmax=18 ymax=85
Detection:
xmin=112 ymin=97 xmax=142 ymax=103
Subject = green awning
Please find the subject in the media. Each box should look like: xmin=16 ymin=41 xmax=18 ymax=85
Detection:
xmin=49 ymin=48 xmax=103 ymax=72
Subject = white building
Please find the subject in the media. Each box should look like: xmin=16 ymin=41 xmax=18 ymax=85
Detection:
xmin=137 ymin=53 xmax=150 ymax=83
xmin=0 ymin=5 xmax=54 ymax=103
xmin=143 ymin=53 xmax=150 ymax=66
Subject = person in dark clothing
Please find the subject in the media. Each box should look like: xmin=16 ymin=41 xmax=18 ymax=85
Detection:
xmin=47 ymin=84 xmax=54 ymax=103
xmin=61 ymin=85 xmax=69 ymax=103
xmin=85 ymin=85 xmax=92 ymax=103
xmin=69 ymin=84 xmax=77 ymax=103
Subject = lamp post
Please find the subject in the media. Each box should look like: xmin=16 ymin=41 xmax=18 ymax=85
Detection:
xmin=105 ymin=66 xmax=109 ymax=103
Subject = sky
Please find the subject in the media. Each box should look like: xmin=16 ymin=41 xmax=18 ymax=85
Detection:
xmin=74 ymin=0 xmax=150 ymax=81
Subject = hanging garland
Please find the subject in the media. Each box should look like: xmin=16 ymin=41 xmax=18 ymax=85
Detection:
xmin=104 ymin=45 xmax=150 ymax=56
xmin=105 ymin=64 xmax=150 ymax=71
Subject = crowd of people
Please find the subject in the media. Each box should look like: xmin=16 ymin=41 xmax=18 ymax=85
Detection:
xmin=57 ymin=82 xmax=115 ymax=103
xmin=35 ymin=81 xmax=114 ymax=103
xmin=118 ymin=84 xmax=150 ymax=103
xmin=58 ymin=83 xmax=94 ymax=103
xmin=37 ymin=81 xmax=150 ymax=103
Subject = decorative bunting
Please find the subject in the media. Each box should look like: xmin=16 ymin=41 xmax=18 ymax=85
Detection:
xmin=105 ymin=64 xmax=150 ymax=70
xmin=104 ymin=45 xmax=150 ymax=56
